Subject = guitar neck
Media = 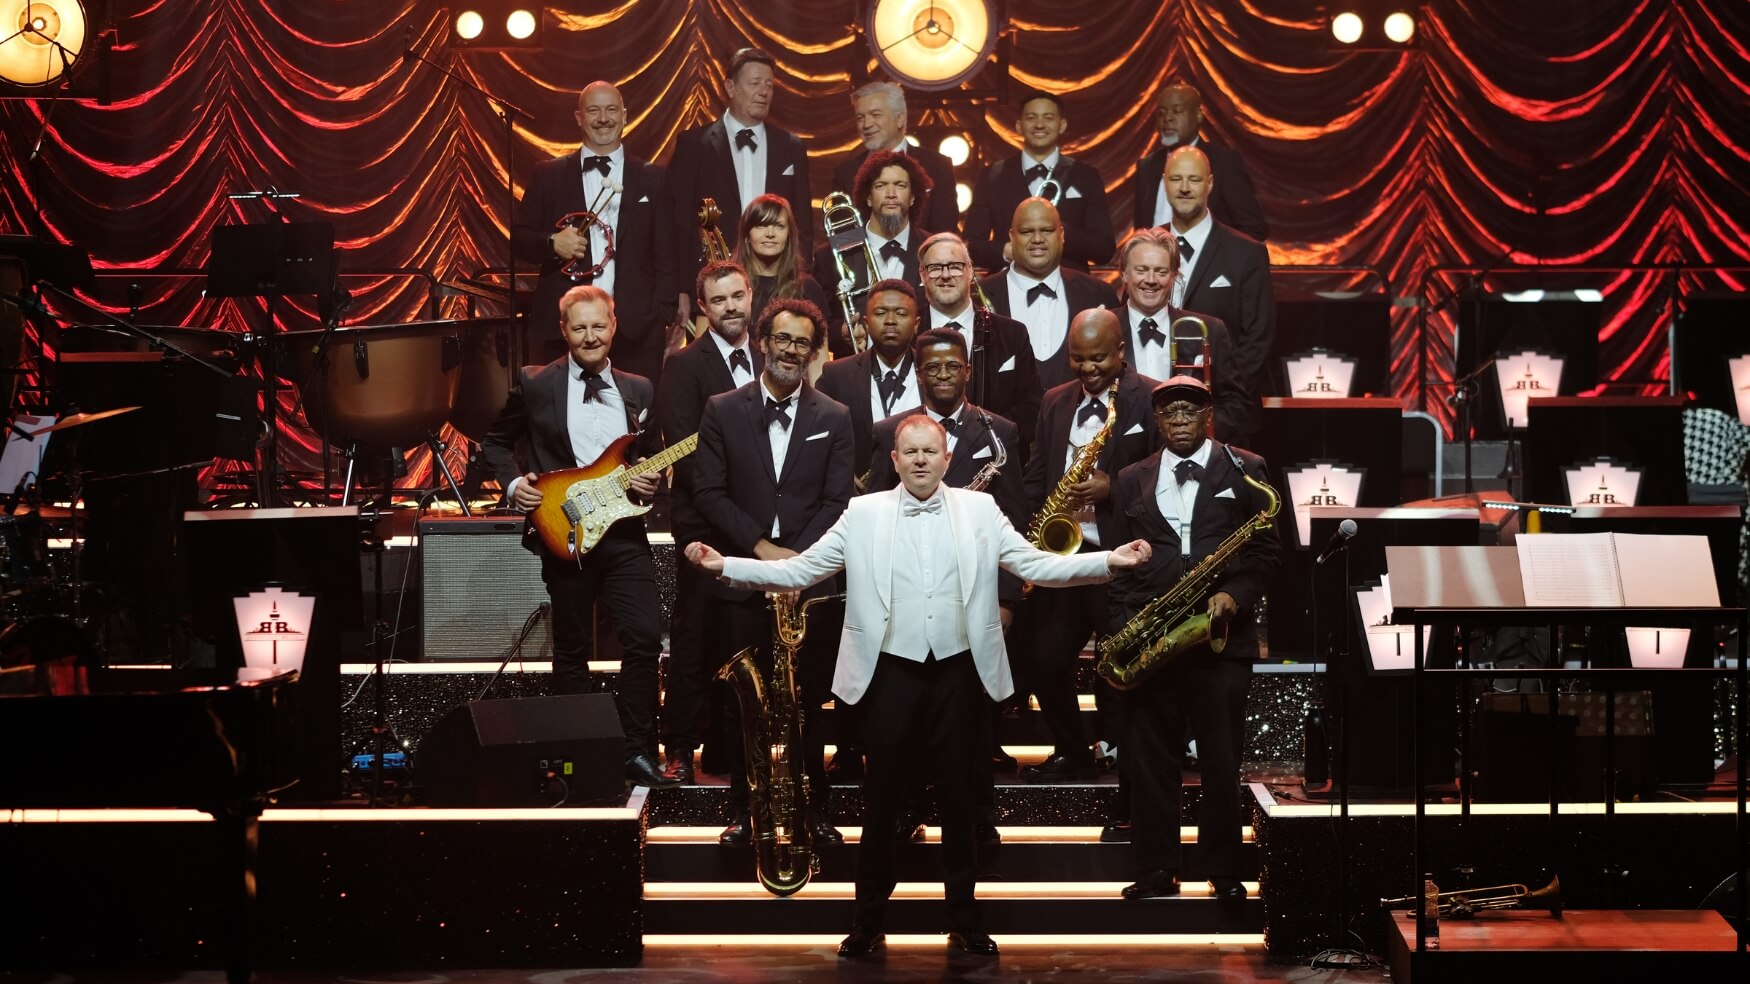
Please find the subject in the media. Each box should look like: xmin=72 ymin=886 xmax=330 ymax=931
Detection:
xmin=618 ymin=433 xmax=699 ymax=487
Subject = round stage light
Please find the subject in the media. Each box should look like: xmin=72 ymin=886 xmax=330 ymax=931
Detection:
xmin=1330 ymin=12 xmax=1363 ymax=45
xmin=955 ymin=181 xmax=972 ymax=214
xmin=1383 ymin=11 xmax=1415 ymax=44
xmin=454 ymin=10 xmax=484 ymax=41
xmin=0 ymin=0 xmax=88 ymax=86
xmin=938 ymin=134 xmax=971 ymax=167
xmin=505 ymin=9 xmax=537 ymax=41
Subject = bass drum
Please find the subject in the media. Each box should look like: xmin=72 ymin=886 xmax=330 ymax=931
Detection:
xmin=448 ymin=317 xmax=516 ymax=442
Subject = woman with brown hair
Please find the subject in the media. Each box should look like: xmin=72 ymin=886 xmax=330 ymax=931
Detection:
xmin=733 ymin=194 xmax=832 ymax=379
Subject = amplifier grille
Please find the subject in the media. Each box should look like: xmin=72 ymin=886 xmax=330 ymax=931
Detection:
xmin=420 ymin=519 xmax=553 ymax=662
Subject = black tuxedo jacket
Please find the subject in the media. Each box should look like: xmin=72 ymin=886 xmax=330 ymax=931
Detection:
xmin=978 ymin=267 xmax=1121 ymax=390
xmin=1106 ymin=442 xmax=1279 ymax=661
xmin=832 ymin=144 xmax=960 ymax=235
xmin=692 ymin=380 xmax=855 ymax=600
xmin=1130 ymin=138 xmax=1269 ymax=242
xmin=479 ymin=359 xmax=661 ymax=552
xmin=962 ymin=154 xmax=1116 ymax=273
xmin=809 ymin=225 xmax=929 ymax=359
xmin=815 ymin=348 xmax=917 ymax=474
xmin=666 ymin=118 xmax=812 ymax=293
xmin=1177 ymin=220 xmax=1276 ymax=397
xmin=926 ymin=306 xmax=1043 ymax=451
xmin=658 ymin=331 xmax=764 ymax=542
xmin=1022 ymin=368 xmax=1162 ymax=549
xmin=513 ymin=152 xmax=675 ymax=380
xmin=1115 ymin=306 xmax=1254 ymax=440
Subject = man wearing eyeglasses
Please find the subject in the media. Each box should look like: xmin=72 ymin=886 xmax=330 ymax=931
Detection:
xmin=692 ymin=298 xmax=855 ymax=847
xmin=917 ymin=232 xmax=1041 ymax=449
xmin=1105 ymin=374 xmax=1279 ymax=903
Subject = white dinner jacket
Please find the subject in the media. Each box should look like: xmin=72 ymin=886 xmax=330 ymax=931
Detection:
xmin=719 ymin=486 xmax=1113 ymax=703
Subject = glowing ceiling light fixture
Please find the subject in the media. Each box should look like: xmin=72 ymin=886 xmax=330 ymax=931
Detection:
xmin=505 ymin=8 xmax=537 ymax=40
xmin=1383 ymin=11 xmax=1416 ymax=44
xmin=0 ymin=0 xmax=87 ymax=86
xmin=454 ymin=10 xmax=485 ymax=41
xmin=938 ymin=133 xmax=971 ymax=166
xmin=1330 ymin=12 xmax=1364 ymax=45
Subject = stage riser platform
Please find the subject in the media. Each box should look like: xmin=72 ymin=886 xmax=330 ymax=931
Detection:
xmin=646 ymin=840 xmax=1260 ymax=882
xmin=645 ymin=780 xmax=1195 ymax=826
xmin=0 ymin=811 xmax=644 ymax=970
xmin=1256 ymin=803 xmax=1746 ymax=962
xmin=642 ymin=897 xmax=1261 ymax=935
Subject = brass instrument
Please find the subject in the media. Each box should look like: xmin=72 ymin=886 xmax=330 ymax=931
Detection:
xmin=1169 ymin=315 xmax=1211 ymax=384
xmin=1383 ymin=876 xmax=1563 ymax=919
xmin=715 ymin=592 xmax=840 ymax=897
xmin=1095 ymin=464 xmax=1279 ymax=689
xmin=964 ymin=410 xmax=1006 ymax=493
xmin=822 ymin=191 xmax=877 ymax=353
xmin=1027 ymin=377 xmax=1120 ymax=555
xmin=1035 ymin=158 xmax=1064 ymax=205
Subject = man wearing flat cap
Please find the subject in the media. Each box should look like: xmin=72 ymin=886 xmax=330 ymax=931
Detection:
xmin=1103 ymin=374 xmax=1280 ymax=903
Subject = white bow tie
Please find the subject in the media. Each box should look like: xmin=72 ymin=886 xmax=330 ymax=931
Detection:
xmin=901 ymin=495 xmax=943 ymax=517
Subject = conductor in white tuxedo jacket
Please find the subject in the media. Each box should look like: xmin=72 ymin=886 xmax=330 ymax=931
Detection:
xmin=687 ymin=415 xmax=1150 ymax=958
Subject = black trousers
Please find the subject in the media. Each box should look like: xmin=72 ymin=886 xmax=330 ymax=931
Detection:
xmin=659 ymin=558 xmax=712 ymax=753
xmin=541 ymin=525 xmax=662 ymax=759
xmin=855 ymin=651 xmax=985 ymax=934
xmin=1122 ymin=650 xmax=1251 ymax=878
xmin=707 ymin=591 xmax=837 ymax=812
xmin=1028 ymin=571 xmax=1108 ymax=760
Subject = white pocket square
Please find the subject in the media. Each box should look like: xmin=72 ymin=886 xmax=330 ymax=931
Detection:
xmin=805 ymin=430 xmax=829 ymax=442
xmin=1210 ymin=274 xmax=1233 ymax=288
xmin=782 ymin=164 xmax=795 ymax=176
xmin=1064 ymin=186 xmax=1084 ymax=200
xmin=638 ymin=407 xmax=649 ymax=423
xmin=1124 ymin=422 xmax=1143 ymax=436
xmin=636 ymin=195 xmax=650 ymax=204
xmin=972 ymin=445 xmax=993 ymax=460
xmin=1215 ymin=487 xmax=1236 ymax=499
xmin=998 ymin=355 xmax=1016 ymax=372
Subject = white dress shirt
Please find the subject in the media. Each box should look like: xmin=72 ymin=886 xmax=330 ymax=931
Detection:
xmin=1170 ymin=212 xmax=1213 ymax=309
xmin=1155 ymin=440 xmax=1214 ymax=557
xmin=878 ymin=488 xmax=970 ymax=662
xmin=866 ymin=224 xmax=912 ymax=281
xmin=869 ymin=353 xmax=918 ymax=422
xmin=1128 ymin=303 xmax=1192 ymax=382
xmin=1064 ymin=387 xmax=1109 ymax=548
xmin=930 ymin=302 xmax=977 ymax=362
xmin=722 ymin=112 xmax=768 ymax=213
xmin=576 ymin=144 xmax=624 ymax=295
xmin=1008 ymin=265 xmax=1071 ymax=362
xmin=762 ymin=377 xmax=796 ymax=538
xmin=927 ymin=402 xmax=965 ymax=454
xmin=708 ymin=328 xmax=757 ymax=388
xmin=502 ymin=360 xmax=626 ymax=504
xmin=1022 ymin=148 xmax=1064 ymax=198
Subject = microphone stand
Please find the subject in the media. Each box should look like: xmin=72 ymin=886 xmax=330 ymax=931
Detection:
xmin=1442 ymin=356 xmax=1496 ymax=500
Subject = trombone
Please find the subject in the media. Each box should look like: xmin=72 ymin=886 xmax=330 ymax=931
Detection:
xmin=1169 ymin=314 xmax=1211 ymax=384
xmin=822 ymin=191 xmax=877 ymax=353
xmin=1382 ymin=875 xmax=1563 ymax=919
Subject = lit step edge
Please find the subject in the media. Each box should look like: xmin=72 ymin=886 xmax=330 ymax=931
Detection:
xmin=643 ymin=880 xmax=1260 ymax=900
xmin=647 ymin=825 xmax=1256 ymax=843
xmin=643 ymin=933 xmax=1264 ymax=947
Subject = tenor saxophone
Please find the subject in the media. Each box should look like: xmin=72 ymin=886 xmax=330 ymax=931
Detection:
xmin=1095 ymin=469 xmax=1280 ymax=689
xmin=715 ymin=592 xmax=838 ymax=897
xmin=1026 ymin=378 xmax=1119 ymax=555
xmin=963 ymin=410 xmax=1007 ymax=492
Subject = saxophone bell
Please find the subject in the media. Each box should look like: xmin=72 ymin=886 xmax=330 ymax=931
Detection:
xmin=1027 ymin=377 xmax=1120 ymax=557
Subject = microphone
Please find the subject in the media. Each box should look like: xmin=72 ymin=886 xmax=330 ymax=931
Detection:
xmin=1313 ymin=518 xmax=1358 ymax=566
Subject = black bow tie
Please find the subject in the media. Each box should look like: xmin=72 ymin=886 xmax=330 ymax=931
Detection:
xmin=580 ymin=369 xmax=609 ymax=403
xmin=1076 ymin=398 xmax=1107 ymax=428
xmin=938 ymin=414 xmax=959 ymax=435
xmin=764 ymin=395 xmax=793 ymax=428
xmin=729 ymin=349 xmax=751 ymax=375
xmin=1025 ymin=163 xmax=1049 ymax=181
xmin=1026 ymin=282 xmax=1058 ymax=305
xmin=942 ymin=320 xmax=962 ymax=333
xmin=1138 ymin=317 xmax=1165 ymax=346
xmin=1175 ymin=459 xmax=1205 ymax=485
xmin=1177 ymin=235 xmax=1195 ymax=262
xmin=877 ymin=368 xmax=904 ymax=406
xmin=880 ymin=239 xmax=906 ymax=262
xmin=735 ymin=127 xmax=758 ymax=152
xmin=583 ymin=155 xmax=612 ymax=176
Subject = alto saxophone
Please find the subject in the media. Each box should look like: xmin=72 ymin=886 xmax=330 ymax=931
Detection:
xmin=715 ymin=592 xmax=839 ymax=897
xmin=1027 ymin=377 xmax=1120 ymax=555
xmin=1095 ymin=467 xmax=1280 ymax=689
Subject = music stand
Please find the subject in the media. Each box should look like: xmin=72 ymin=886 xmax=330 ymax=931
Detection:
xmin=1267 ymin=291 xmax=1392 ymax=398
xmin=205 ymin=221 xmax=337 ymax=506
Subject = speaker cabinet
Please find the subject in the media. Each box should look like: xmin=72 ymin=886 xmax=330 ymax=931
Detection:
xmin=420 ymin=517 xmax=553 ymax=662
xmin=419 ymin=694 xmax=624 ymax=806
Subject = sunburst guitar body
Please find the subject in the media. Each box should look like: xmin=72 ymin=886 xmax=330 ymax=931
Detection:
xmin=527 ymin=432 xmax=699 ymax=560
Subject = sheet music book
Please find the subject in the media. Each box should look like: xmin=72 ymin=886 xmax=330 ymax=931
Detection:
xmin=1515 ymin=533 xmax=1719 ymax=608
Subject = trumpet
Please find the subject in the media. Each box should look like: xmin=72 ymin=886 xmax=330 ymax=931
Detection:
xmin=822 ymin=191 xmax=877 ymax=353
xmin=1382 ymin=875 xmax=1563 ymax=920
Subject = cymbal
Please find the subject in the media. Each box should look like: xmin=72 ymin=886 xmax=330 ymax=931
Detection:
xmin=20 ymin=406 xmax=142 ymax=437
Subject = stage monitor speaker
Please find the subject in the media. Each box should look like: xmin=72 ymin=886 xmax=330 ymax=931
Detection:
xmin=420 ymin=517 xmax=554 ymax=662
xmin=419 ymin=694 xmax=624 ymax=806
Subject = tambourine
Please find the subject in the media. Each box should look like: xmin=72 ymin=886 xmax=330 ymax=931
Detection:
xmin=554 ymin=211 xmax=617 ymax=280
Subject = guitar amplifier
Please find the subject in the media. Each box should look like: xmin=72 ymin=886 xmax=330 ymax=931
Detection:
xmin=419 ymin=517 xmax=553 ymax=662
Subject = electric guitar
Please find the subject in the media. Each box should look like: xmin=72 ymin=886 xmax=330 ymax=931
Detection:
xmin=527 ymin=432 xmax=699 ymax=560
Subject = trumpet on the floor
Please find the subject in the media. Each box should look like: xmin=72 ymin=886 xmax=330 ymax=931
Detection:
xmin=1382 ymin=875 xmax=1563 ymax=919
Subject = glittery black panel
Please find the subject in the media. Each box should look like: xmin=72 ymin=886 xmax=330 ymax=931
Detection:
xmin=1246 ymin=673 xmax=1319 ymax=764
xmin=1257 ymin=807 xmax=1746 ymax=962
xmin=339 ymin=669 xmax=558 ymax=757
xmin=644 ymin=780 xmax=1206 ymax=826
xmin=0 ymin=811 xmax=645 ymax=970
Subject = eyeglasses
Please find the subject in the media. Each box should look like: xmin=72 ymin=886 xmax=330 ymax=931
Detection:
xmin=765 ymin=332 xmax=815 ymax=352
xmin=922 ymin=261 xmax=969 ymax=277
xmin=919 ymin=361 xmax=967 ymax=378
xmin=1153 ymin=405 xmax=1208 ymax=422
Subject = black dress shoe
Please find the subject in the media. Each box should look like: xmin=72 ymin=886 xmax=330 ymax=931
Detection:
xmin=1020 ymin=753 xmax=1095 ymax=782
xmin=826 ymin=750 xmax=865 ymax=783
xmin=990 ymin=749 xmax=1018 ymax=772
xmin=837 ymin=926 xmax=885 ymax=958
xmin=894 ymin=809 xmax=926 ymax=841
xmin=662 ymin=751 xmax=694 ymax=785
xmin=626 ymin=752 xmax=682 ymax=788
xmin=947 ymin=930 xmax=999 ymax=955
xmin=1099 ymin=821 xmax=1132 ymax=843
xmin=718 ymin=816 xmax=751 ymax=847
xmin=977 ymin=821 xmax=1002 ymax=846
xmin=809 ymin=816 xmax=844 ymax=846
xmin=1121 ymin=870 xmax=1181 ymax=900
xmin=1210 ymin=877 xmax=1248 ymax=899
